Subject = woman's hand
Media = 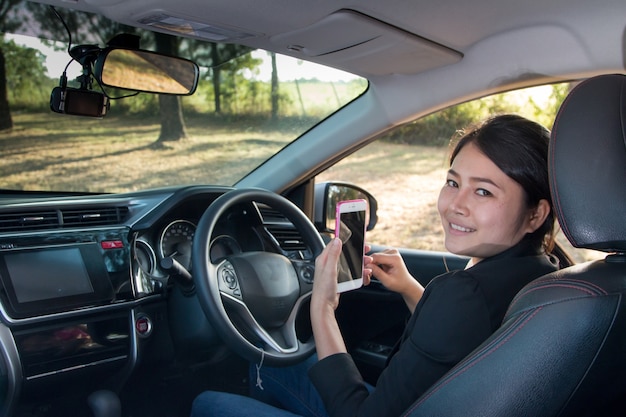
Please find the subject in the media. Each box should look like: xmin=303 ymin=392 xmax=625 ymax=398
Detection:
xmin=312 ymin=238 xmax=342 ymax=311
xmin=311 ymin=238 xmax=347 ymax=359
xmin=365 ymin=246 xmax=424 ymax=312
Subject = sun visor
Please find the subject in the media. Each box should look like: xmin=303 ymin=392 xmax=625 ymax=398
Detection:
xmin=270 ymin=10 xmax=462 ymax=77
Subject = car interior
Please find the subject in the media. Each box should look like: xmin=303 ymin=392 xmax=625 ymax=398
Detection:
xmin=0 ymin=0 xmax=624 ymax=416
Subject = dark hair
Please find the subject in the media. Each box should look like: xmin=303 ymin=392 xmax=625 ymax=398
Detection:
xmin=449 ymin=114 xmax=555 ymax=252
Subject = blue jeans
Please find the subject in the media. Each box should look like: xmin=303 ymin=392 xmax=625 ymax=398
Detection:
xmin=190 ymin=354 xmax=329 ymax=417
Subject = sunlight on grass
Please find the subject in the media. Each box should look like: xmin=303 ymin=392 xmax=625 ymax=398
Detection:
xmin=0 ymin=113 xmax=291 ymax=192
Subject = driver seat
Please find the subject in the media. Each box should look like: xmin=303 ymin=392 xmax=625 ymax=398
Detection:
xmin=403 ymin=73 xmax=626 ymax=416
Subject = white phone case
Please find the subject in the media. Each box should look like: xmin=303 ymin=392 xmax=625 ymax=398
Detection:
xmin=335 ymin=199 xmax=367 ymax=293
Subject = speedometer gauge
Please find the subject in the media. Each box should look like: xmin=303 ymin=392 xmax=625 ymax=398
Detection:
xmin=159 ymin=220 xmax=196 ymax=271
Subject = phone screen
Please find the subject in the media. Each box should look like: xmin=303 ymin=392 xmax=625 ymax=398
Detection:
xmin=335 ymin=199 xmax=367 ymax=292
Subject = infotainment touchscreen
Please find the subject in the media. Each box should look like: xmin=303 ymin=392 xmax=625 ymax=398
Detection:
xmin=5 ymin=248 xmax=94 ymax=303
xmin=0 ymin=242 xmax=115 ymax=318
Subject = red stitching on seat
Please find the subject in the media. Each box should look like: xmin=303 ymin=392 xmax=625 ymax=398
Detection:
xmin=506 ymin=279 xmax=607 ymax=316
xmin=518 ymin=283 xmax=600 ymax=298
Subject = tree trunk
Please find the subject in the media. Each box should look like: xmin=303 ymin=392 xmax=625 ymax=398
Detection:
xmin=0 ymin=48 xmax=13 ymax=131
xmin=270 ymin=52 xmax=278 ymax=122
xmin=157 ymin=94 xmax=187 ymax=141
xmin=212 ymin=67 xmax=222 ymax=114
xmin=154 ymin=33 xmax=186 ymax=143
xmin=211 ymin=44 xmax=221 ymax=114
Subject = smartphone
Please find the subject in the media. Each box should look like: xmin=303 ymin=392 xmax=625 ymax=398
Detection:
xmin=335 ymin=199 xmax=367 ymax=292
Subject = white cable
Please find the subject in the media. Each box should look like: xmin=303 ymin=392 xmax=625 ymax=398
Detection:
xmin=255 ymin=350 xmax=265 ymax=390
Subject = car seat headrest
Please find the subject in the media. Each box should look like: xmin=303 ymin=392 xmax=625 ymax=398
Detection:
xmin=549 ymin=74 xmax=626 ymax=252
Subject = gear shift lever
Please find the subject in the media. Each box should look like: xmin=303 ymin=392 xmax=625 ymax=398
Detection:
xmin=88 ymin=390 xmax=121 ymax=417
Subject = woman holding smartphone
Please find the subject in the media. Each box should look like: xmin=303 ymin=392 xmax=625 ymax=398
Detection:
xmin=191 ymin=114 xmax=559 ymax=417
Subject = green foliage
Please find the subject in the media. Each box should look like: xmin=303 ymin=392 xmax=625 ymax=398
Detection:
xmin=380 ymin=84 xmax=569 ymax=146
xmin=2 ymin=37 xmax=52 ymax=111
xmin=528 ymin=83 xmax=571 ymax=129
xmin=381 ymin=100 xmax=486 ymax=146
xmin=109 ymin=91 xmax=159 ymax=116
xmin=215 ymin=53 xmax=265 ymax=114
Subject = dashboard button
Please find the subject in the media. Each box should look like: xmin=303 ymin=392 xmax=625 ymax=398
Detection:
xmin=135 ymin=315 xmax=153 ymax=337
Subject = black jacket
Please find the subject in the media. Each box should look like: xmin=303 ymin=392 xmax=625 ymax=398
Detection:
xmin=309 ymin=239 xmax=558 ymax=417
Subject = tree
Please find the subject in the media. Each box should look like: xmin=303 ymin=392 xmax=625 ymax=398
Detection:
xmin=153 ymin=32 xmax=187 ymax=143
xmin=210 ymin=44 xmax=222 ymax=114
xmin=10 ymin=2 xmax=263 ymax=136
xmin=0 ymin=38 xmax=11 ymax=130
xmin=214 ymin=52 xmax=261 ymax=114
xmin=181 ymin=40 xmax=254 ymax=115
xmin=2 ymin=37 xmax=49 ymax=110
xmin=24 ymin=4 xmax=189 ymax=143
xmin=270 ymin=52 xmax=278 ymax=121
xmin=0 ymin=0 xmax=26 ymax=131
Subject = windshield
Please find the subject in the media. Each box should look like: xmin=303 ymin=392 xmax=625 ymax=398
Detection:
xmin=0 ymin=2 xmax=367 ymax=193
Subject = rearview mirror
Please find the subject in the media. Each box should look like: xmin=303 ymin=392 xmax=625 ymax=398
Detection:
xmin=94 ymin=48 xmax=199 ymax=95
xmin=314 ymin=182 xmax=378 ymax=233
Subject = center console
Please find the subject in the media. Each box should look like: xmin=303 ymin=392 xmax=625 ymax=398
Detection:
xmin=0 ymin=227 xmax=139 ymax=413
xmin=0 ymin=227 xmax=134 ymax=320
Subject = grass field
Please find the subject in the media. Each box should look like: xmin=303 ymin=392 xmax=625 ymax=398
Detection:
xmin=0 ymin=113 xmax=293 ymax=191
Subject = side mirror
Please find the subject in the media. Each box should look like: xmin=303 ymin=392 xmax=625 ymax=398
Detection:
xmin=314 ymin=181 xmax=378 ymax=233
xmin=94 ymin=48 xmax=199 ymax=95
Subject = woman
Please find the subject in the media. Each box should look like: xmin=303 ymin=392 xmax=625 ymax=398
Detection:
xmin=191 ymin=114 xmax=559 ymax=417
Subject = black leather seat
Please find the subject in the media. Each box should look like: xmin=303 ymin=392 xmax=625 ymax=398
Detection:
xmin=403 ymin=73 xmax=626 ymax=417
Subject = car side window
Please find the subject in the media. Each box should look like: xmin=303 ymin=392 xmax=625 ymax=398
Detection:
xmin=317 ymin=84 xmax=604 ymax=264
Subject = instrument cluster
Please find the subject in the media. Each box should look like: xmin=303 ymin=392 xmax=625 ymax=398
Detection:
xmin=131 ymin=200 xmax=264 ymax=294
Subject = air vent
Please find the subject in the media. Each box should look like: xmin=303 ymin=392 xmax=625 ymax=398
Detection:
xmin=257 ymin=204 xmax=308 ymax=251
xmin=0 ymin=206 xmax=130 ymax=232
xmin=266 ymin=225 xmax=307 ymax=252
xmin=62 ymin=207 xmax=129 ymax=226
xmin=0 ymin=210 xmax=60 ymax=232
xmin=257 ymin=206 xmax=289 ymax=224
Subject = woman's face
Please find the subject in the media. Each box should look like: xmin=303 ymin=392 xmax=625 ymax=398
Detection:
xmin=437 ymin=142 xmax=537 ymax=263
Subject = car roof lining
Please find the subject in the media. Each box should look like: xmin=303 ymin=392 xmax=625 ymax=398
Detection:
xmin=268 ymin=10 xmax=463 ymax=77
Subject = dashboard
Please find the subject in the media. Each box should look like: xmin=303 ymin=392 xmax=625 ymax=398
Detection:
xmin=0 ymin=185 xmax=310 ymax=415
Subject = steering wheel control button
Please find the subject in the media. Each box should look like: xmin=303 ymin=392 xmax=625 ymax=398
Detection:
xmin=300 ymin=265 xmax=314 ymax=283
xmin=219 ymin=261 xmax=242 ymax=299
xmin=223 ymin=269 xmax=236 ymax=289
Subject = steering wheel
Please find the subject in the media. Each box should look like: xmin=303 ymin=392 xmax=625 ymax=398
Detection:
xmin=192 ymin=188 xmax=325 ymax=366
